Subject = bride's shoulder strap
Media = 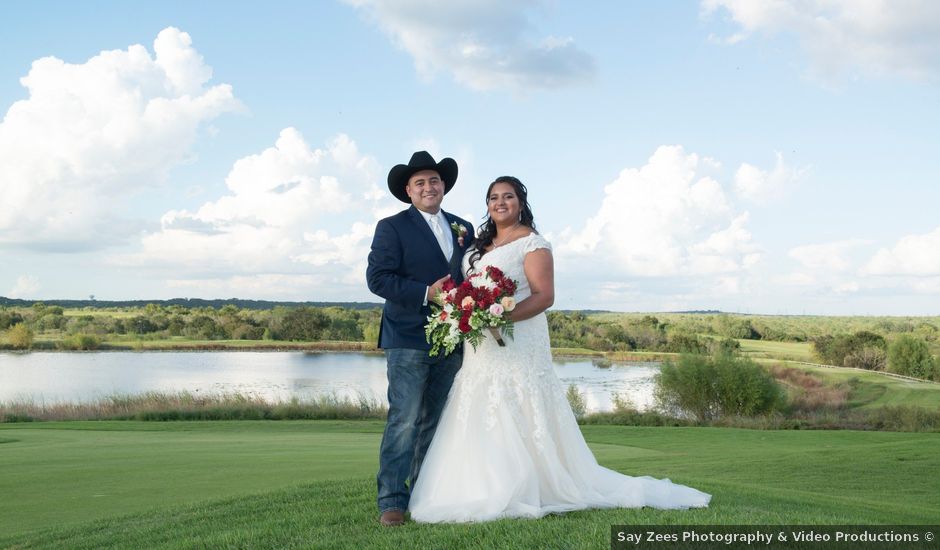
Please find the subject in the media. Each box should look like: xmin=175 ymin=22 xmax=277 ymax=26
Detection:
xmin=522 ymin=233 xmax=552 ymax=255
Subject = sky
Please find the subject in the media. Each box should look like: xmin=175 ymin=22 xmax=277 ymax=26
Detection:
xmin=2 ymin=0 xmax=939 ymax=315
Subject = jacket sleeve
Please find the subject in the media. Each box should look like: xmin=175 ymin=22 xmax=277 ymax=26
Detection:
xmin=366 ymin=219 xmax=426 ymax=311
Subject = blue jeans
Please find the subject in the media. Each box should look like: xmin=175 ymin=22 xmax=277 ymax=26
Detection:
xmin=376 ymin=347 xmax=462 ymax=513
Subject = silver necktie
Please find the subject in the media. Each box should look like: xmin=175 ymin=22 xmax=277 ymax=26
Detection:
xmin=429 ymin=215 xmax=452 ymax=259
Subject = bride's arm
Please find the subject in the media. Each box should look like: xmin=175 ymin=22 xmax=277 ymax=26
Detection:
xmin=507 ymin=249 xmax=554 ymax=322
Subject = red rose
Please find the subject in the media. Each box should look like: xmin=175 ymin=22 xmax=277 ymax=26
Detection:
xmin=454 ymin=284 xmax=472 ymax=307
xmin=458 ymin=314 xmax=472 ymax=333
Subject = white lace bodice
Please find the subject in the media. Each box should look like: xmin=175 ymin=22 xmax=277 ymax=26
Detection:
xmin=461 ymin=233 xmax=552 ymax=302
xmin=455 ymin=233 xmax=561 ymax=443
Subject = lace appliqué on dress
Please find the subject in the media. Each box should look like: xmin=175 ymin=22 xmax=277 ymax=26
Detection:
xmin=408 ymin=232 xmax=712 ymax=523
xmin=454 ymin=234 xmax=558 ymax=450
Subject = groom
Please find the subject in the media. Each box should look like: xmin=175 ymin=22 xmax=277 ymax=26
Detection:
xmin=366 ymin=151 xmax=474 ymax=526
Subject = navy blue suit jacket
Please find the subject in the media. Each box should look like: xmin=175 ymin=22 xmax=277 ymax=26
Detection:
xmin=367 ymin=206 xmax=475 ymax=350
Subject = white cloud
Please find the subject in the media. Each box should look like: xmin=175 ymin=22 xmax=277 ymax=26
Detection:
xmin=556 ymin=145 xmax=761 ymax=302
xmin=702 ymin=0 xmax=940 ymax=82
xmin=0 ymin=27 xmax=241 ymax=251
xmin=779 ymin=234 xmax=940 ymax=297
xmin=734 ymin=152 xmax=806 ymax=202
xmin=912 ymin=278 xmax=940 ymax=294
xmin=773 ymin=272 xmax=816 ymax=287
xmin=113 ymin=129 xmax=391 ymax=299
xmin=833 ymin=280 xmax=860 ymax=294
xmin=346 ymin=0 xmax=595 ymax=91
xmin=862 ymin=226 xmax=940 ymax=276
xmin=778 ymin=239 xmax=874 ymax=296
xmin=8 ymin=275 xmax=41 ymax=299
xmin=789 ymin=239 xmax=870 ymax=272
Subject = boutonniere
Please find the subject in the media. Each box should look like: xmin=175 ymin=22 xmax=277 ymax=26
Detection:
xmin=450 ymin=222 xmax=469 ymax=247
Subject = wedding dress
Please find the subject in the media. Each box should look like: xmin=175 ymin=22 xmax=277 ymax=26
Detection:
xmin=408 ymin=234 xmax=711 ymax=522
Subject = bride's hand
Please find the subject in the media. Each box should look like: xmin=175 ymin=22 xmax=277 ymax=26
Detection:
xmin=428 ymin=274 xmax=452 ymax=305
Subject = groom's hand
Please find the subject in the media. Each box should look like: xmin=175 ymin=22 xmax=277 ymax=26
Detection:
xmin=427 ymin=275 xmax=452 ymax=305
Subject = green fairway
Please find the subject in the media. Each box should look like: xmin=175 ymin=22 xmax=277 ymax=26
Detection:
xmin=738 ymin=340 xmax=815 ymax=362
xmin=1 ymin=421 xmax=938 ymax=548
xmin=764 ymin=361 xmax=940 ymax=409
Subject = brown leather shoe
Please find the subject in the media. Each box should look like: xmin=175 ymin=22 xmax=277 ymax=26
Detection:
xmin=379 ymin=509 xmax=405 ymax=527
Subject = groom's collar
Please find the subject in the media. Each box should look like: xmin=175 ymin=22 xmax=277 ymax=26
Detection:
xmin=409 ymin=205 xmax=448 ymax=221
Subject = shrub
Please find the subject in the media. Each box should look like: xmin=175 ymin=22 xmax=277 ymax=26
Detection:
xmin=859 ymin=405 xmax=940 ymax=432
xmin=277 ymin=307 xmax=329 ymax=341
xmin=58 ymin=334 xmax=101 ymax=350
xmin=655 ymin=353 xmax=786 ymax=422
xmin=843 ymin=346 xmax=887 ymax=371
xmin=326 ymin=314 xmax=364 ymax=341
xmin=7 ymin=323 xmax=34 ymax=350
xmin=566 ymin=384 xmax=586 ymax=419
xmin=603 ymin=324 xmax=632 ymax=349
xmin=914 ymin=322 xmax=938 ymax=341
xmin=664 ymin=332 xmax=707 ymax=354
xmin=611 ymin=392 xmax=635 ymax=411
xmin=128 ymin=316 xmax=159 ymax=334
xmin=184 ymin=315 xmax=227 ymax=340
xmin=580 ymin=409 xmax=689 ymax=427
xmin=35 ymin=311 xmax=67 ymax=331
xmin=167 ymin=316 xmax=185 ymax=336
xmin=888 ymin=335 xmax=936 ymax=380
xmin=0 ymin=309 xmax=24 ymax=330
xmin=813 ymin=331 xmax=887 ymax=366
xmin=707 ymin=338 xmax=741 ymax=356
xmin=714 ymin=315 xmax=760 ymax=340
xmin=231 ymin=324 xmax=265 ymax=340
xmin=768 ymin=365 xmax=849 ymax=412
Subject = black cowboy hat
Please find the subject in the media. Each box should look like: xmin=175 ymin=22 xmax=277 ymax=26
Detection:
xmin=387 ymin=151 xmax=458 ymax=203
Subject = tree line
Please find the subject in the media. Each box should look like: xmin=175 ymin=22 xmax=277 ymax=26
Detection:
xmin=0 ymin=303 xmax=380 ymax=349
xmin=2 ymin=305 xmax=937 ymax=380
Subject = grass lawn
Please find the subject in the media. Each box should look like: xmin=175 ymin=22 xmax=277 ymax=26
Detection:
xmin=1 ymin=421 xmax=938 ymax=549
xmin=737 ymin=340 xmax=815 ymax=362
xmin=761 ymin=360 xmax=940 ymax=409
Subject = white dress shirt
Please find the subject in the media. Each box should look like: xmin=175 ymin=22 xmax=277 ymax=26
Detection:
xmin=418 ymin=209 xmax=453 ymax=260
xmin=418 ymin=209 xmax=452 ymax=306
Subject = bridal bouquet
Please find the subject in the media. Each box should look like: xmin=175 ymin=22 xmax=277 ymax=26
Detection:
xmin=425 ymin=266 xmax=518 ymax=357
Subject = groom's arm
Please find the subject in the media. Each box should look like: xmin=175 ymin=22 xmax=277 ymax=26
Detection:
xmin=367 ymin=219 xmax=427 ymax=310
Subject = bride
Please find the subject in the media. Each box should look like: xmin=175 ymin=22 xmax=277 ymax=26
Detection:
xmin=408 ymin=176 xmax=711 ymax=522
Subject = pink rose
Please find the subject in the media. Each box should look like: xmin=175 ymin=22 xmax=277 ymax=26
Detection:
xmin=488 ymin=303 xmax=504 ymax=316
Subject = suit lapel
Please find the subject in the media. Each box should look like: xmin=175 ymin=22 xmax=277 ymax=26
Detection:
xmin=442 ymin=212 xmax=468 ymax=277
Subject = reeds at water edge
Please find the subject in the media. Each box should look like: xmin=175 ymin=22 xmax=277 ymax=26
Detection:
xmin=0 ymin=390 xmax=388 ymax=422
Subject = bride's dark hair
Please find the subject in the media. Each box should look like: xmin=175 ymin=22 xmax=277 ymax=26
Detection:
xmin=468 ymin=176 xmax=536 ymax=272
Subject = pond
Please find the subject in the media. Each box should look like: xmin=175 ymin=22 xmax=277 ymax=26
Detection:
xmin=0 ymin=352 xmax=660 ymax=413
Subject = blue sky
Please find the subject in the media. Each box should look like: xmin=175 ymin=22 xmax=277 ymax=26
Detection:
xmin=2 ymin=0 xmax=939 ymax=315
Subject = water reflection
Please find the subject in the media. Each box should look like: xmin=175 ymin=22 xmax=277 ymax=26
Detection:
xmin=0 ymin=352 xmax=659 ymax=413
